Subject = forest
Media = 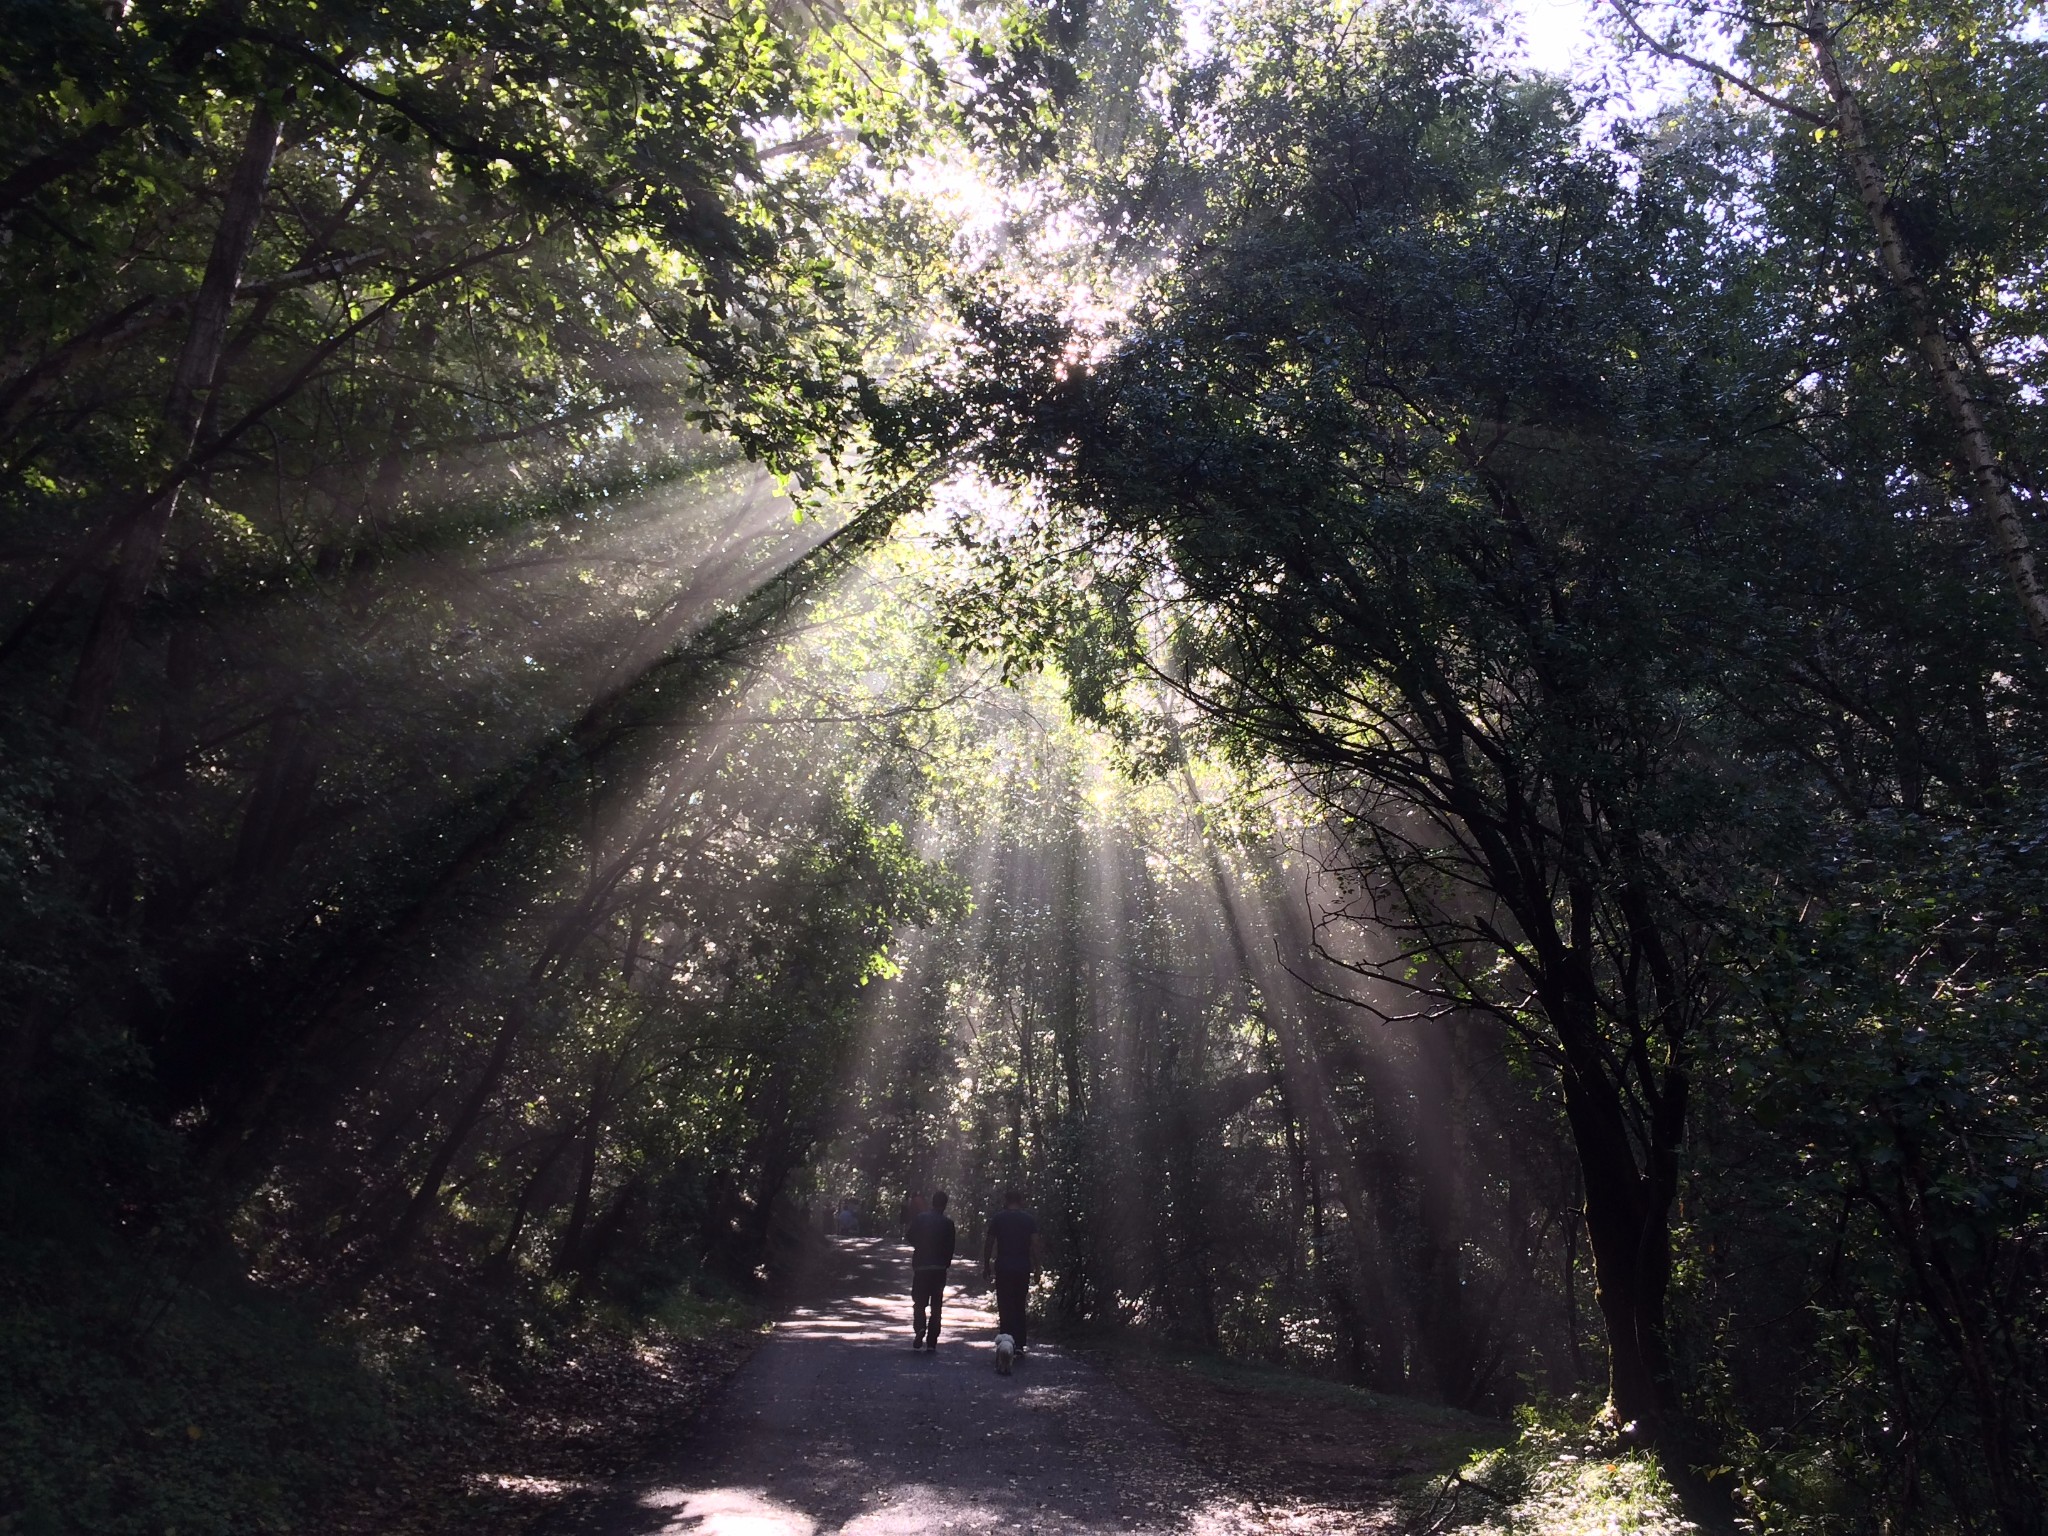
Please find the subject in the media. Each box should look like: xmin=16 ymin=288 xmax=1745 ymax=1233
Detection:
xmin=1 ymin=0 xmax=2044 ymax=1531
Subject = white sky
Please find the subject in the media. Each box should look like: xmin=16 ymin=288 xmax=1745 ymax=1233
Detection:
xmin=1498 ymin=0 xmax=1708 ymax=127
xmin=1508 ymin=0 xmax=1610 ymax=76
xmin=1174 ymin=0 xmax=1697 ymax=116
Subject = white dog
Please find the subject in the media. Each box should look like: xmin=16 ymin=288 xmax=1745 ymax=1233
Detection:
xmin=995 ymin=1332 xmax=1016 ymax=1375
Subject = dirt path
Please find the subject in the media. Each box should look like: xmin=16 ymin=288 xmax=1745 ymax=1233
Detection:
xmin=541 ymin=1238 xmax=1352 ymax=1536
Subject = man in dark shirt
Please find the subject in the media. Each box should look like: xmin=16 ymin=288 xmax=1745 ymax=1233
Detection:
xmin=904 ymin=1189 xmax=956 ymax=1351
xmin=981 ymin=1186 xmax=1037 ymax=1355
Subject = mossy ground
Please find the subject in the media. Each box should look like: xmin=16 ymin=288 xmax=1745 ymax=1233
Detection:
xmin=1419 ymin=1401 xmax=1696 ymax=1535
xmin=1094 ymin=1343 xmax=1696 ymax=1536
xmin=1090 ymin=1338 xmax=1507 ymax=1524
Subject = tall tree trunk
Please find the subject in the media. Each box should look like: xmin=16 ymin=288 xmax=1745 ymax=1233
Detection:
xmin=1562 ymin=1169 xmax=1587 ymax=1383
xmin=568 ymin=1174 xmax=646 ymax=1302
xmin=489 ymin=1129 xmax=574 ymax=1280
xmin=1558 ymin=1050 xmax=1677 ymax=1437
xmin=1261 ymin=1024 xmax=1376 ymax=1384
xmin=1405 ymin=1019 xmax=1487 ymax=1403
xmin=1611 ymin=3 xmax=2048 ymax=641
xmin=554 ymin=1099 xmax=608 ymax=1278
xmin=66 ymin=105 xmax=282 ymax=742
xmin=377 ymin=1001 xmax=525 ymax=1272
xmin=1544 ymin=970 xmax=1729 ymax=1530
xmin=1049 ymin=830 xmax=1094 ymax=1324
xmin=230 ymin=704 xmax=324 ymax=901
xmin=1803 ymin=12 xmax=2048 ymax=642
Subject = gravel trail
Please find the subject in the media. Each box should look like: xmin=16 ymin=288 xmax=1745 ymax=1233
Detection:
xmin=547 ymin=1238 xmax=1269 ymax=1536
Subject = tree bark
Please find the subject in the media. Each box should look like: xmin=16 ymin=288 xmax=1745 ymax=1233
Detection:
xmin=229 ymin=703 xmax=324 ymax=900
xmin=1541 ymin=956 xmax=1736 ymax=1534
xmin=66 ymin=104 xmax=282 ymax=742
xmin=1558 ymin=1049 xmax=1677 ymax=1437
xmin=568 ymin=1174 xmax=646 ymax=1302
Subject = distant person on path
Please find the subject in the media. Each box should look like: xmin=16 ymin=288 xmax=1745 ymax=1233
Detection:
xmin=982 ymin=1186 xmax=1037 ymax=1356
xmin=898 ymin=1189 xmax=926 ymax=1238
xmin=836 ymin=1198 xmax=859 ymax=1237
xmin=905 ymin=1189 xmax=956 ymax=1351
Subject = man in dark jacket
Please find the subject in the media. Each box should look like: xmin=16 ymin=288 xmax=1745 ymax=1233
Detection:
xmin=982 ymin=1186 xmax=1037 ymax=1354
xmin=904 ymin=1189 xmax=956 ymax=1351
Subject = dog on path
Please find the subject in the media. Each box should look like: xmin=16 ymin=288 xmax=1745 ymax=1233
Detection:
xmin=995 ymin=1332 xmax=1016 ymax=1375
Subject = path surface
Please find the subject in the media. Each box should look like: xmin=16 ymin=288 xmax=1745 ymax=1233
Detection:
xmin=548 ymin=1239 xmax=1279 ymax=1536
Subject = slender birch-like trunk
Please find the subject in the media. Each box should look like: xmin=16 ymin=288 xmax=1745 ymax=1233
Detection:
xmin=1803 ymin=11 xmax=2048 ymax=642
xmin=66 ymin=104 xmax=282 ymax=741
xmin=1609 ymin=1 xmax=2048 ymax=641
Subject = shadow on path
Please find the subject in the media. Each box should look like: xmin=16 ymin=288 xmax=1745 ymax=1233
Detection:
xmin=543 ymin=1240 xmax=1270 ymax=1536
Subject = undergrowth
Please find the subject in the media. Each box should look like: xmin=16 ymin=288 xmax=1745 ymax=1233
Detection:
xmin=1417 ymin=1399 xmax=1697 ymax=1536
xmin=0 ymin=1192 xmax=757 ymax=1536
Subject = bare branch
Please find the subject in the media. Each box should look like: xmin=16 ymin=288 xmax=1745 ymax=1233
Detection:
xmin=1605 ymin=0 xmax=1836 ymax=128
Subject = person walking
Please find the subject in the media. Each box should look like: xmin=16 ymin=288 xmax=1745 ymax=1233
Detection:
xmin=981 ymin=1186 xmax=1037 ymax=1357
xmin=905 ymin=1189 xmax=956 ymax=1351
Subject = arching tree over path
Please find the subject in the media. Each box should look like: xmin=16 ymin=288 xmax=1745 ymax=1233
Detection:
xmin=933 ymin=0 xmax=2048 ymax=1521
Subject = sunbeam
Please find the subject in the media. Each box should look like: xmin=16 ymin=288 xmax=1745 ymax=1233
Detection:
xmin=7 ymin=0 xmax=2045 ymax=1530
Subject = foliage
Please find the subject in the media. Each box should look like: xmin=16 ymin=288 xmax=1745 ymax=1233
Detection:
xmin=5 ymin=0 xmax=2048 ymax=1530
xmin=922 ymin=0 xmax=2048 ymax=1527
xmin=0 ymin=0 xmax=984 ymax=1517
xmin=1693 ymin=792 xmax=2048 ymax=1530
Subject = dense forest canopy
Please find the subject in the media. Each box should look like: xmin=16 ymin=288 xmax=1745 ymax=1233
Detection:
xmin=2 ymin=0 xmax=2045 ymax=1531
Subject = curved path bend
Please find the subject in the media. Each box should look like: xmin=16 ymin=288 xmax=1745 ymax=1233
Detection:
xmin=548 ymin=1238 xmax=1281 ymax=1536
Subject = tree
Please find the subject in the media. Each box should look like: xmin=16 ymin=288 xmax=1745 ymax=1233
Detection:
xmin=1608 ymin=0 xmax=2048 ymax=642
xmin=932 ymin=0 xmax=1885 ymax=1504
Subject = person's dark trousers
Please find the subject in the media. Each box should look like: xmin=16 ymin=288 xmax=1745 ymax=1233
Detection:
xmin=994 ymin=1269 xmax=1028 ymax=1351
xmin=912 ymin=1266 xmax=947 ymax=1345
